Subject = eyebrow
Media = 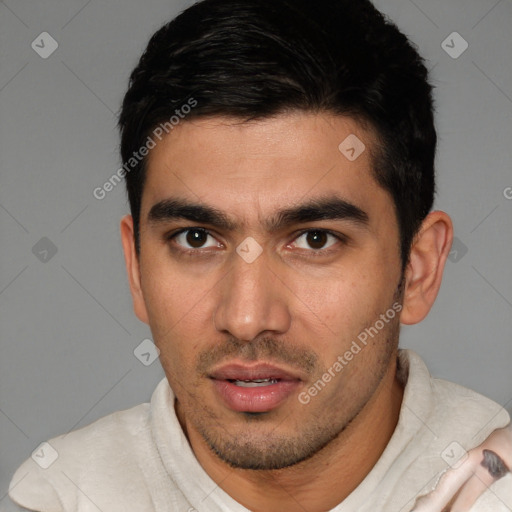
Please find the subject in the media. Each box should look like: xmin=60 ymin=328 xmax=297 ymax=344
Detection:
xmin=147 ymin=195 xmax=370 ymax=232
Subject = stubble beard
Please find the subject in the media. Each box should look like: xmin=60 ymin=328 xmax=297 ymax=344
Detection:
xmin=185 ymin=314 xmax=401 ymax=471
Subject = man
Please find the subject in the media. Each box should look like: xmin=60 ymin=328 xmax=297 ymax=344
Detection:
xmin=9 ymin=0 xmax=511 ymax=510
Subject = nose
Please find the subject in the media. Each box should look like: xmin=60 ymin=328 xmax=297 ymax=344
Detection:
xmin=213 ymin=248 xmax=291 ymax=342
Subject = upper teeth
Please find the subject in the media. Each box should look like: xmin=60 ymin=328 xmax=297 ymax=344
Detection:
xmin=233 ymin=378 xmax=278 ymax=387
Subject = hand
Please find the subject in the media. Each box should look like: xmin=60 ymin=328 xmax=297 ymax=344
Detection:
xmin=411 ymin=423 xmax=512 ymax=511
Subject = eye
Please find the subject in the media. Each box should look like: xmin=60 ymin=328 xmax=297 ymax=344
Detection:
xmin=291 ymin=230 xmax=343 ymax=253
xmin=169 ymin=228 xmax=222 ymax=250
xmin=166 ymin=227 xmax=346 ymax=255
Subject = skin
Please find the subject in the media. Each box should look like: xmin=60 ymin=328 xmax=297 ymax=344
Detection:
xmin=412 ymin=424 xmax=512 ymax=512
xmin=120 ymin=112 xmax=453 ymax=512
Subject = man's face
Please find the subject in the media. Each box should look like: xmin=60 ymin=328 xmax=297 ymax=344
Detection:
xmin=133 ymin=112 xmax=404 ymax=470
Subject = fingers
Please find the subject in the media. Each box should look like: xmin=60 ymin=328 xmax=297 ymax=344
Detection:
xmin=411 ymin=460 xmax=476 ymax=512
xmin=478 ymin=425 xmax=512 ymax=469
xmin=448 ymin=449 xmax=510 ymax=511
xmin=480 ymin=449 xmax=510 ymax=479
xmin=448 ymin=471 xmax=494 ymax=511
xmin=411 ymin=449 xmax=511 ymax=512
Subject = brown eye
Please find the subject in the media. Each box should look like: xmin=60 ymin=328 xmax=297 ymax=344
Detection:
xmin=293 ymin=230 xmax=339 ymax=252
xmin=305 ymin=231 xmax=329 ymax=249
xmin=171 ymin=228 xmax=220 ymax=250
xmin=186 ymin=229 xmax=208 ymax=248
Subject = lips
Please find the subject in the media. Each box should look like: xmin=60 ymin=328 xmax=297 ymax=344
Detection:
xmin=209 ymin=363 xmax=302 ymax=413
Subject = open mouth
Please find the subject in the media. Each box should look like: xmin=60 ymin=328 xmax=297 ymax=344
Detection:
xmin=229 ymin=378 xmax=280 ymax=387
xmin=209 ymin=363 xmax=302 ymax=413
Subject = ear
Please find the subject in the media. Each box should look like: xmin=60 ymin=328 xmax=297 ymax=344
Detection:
xmin=120 ymin=215 xmax=149 ymax=324
xmin=400 ymin=210 xmax=454 ymax=325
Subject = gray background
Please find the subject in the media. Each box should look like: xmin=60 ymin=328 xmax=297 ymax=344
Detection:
xmin=0 ymin=0 xmax=511 ymax=507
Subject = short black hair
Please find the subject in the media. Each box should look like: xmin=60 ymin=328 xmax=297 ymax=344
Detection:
xmin=118 ymin=0 xmax=436 ymax=270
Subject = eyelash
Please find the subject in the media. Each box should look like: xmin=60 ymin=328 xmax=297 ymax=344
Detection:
xmin=165 ymin=227 xmax=347 ymax=257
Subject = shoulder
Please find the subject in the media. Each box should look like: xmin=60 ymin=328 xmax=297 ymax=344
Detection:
xmin=398 ymin=350 xmax=511 ymax=511
xmin=400 ymin=349 xmax=510 ymax=443
xmin=429 ymin=372 xmax=510 ymax=442
xmin=430 ymin=378 xmax=512 ymax=510
xmin=8 ymin=401 xmax=152 ymax=511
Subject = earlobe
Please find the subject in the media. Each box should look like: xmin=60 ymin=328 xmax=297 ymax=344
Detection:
xmin=400 ymin=211 xmax=454 ymax=325
xmin=120 ymin=215 xmax=149 ymax=324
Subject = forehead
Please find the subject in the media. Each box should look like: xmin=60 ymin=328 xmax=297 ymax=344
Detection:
xmin=141 ymin=112 xmax=390 ymax=228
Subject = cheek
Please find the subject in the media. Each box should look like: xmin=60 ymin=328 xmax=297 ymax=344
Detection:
xmin=300 ymin=269 xmax=377 ymax=332
xmin=141 ymin=251 xmax=202 ymax=327
xmin=141 ymin=264 xmax=230 ymax=378
xmin=140 ymin=268 xmax=204 ymax=363
xmin=295 ymin=262 xmax=398 ymax=365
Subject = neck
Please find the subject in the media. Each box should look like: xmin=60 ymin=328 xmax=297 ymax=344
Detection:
xmin=179 ymin=354 xmax=404 ymax=512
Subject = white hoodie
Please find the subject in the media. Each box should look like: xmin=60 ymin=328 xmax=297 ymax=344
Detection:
xmin=8 ymin=349 xmax=512 ymax=512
